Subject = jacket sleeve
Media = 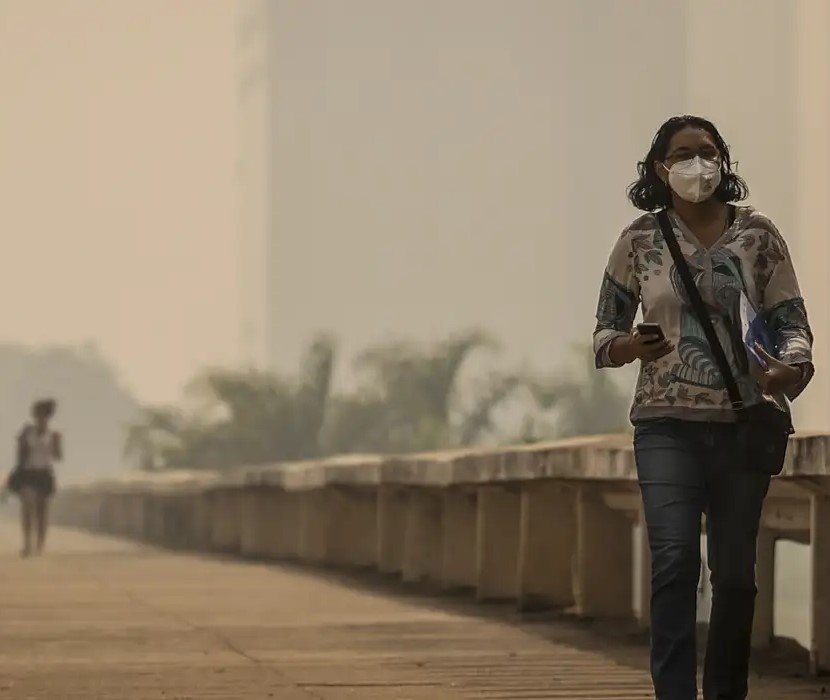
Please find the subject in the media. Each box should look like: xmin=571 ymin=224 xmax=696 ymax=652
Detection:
xmin=593 ymin=230 xmax=640 ymax=369
xmin=762 ymin=233 xmax=814 ymax=400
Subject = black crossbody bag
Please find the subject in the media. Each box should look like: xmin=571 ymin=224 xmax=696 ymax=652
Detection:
xmin=5 ymin=429 xmax=29 ymax=494
xmin=656 ymin=210 xmax=793 ymax=475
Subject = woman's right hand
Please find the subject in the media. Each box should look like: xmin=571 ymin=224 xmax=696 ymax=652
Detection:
xmin=610 ymin=330 xmax=674 ymax=365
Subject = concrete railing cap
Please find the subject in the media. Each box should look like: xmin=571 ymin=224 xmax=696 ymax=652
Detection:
xmin=61 ymin=433 xmax=830 ymax=496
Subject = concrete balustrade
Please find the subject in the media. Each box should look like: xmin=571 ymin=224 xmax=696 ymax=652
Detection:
xmin=440 ymin=487 xmax=477 ymax=590
xmin=518 ymin=482 xmax=576 ymax=611
xmin=402 ymin=488 xmax=443 ymax=584
xmin=207 ymin=488 xmax=243 ymax=553
xmin=574 ymin=485 xmax=635 ymax=619
xmin=52 ymin=433 xmax=830 ymax=673
xmin=377 ymin=485 xmax=407 ymax=574
xmin=299 ymin=489 xmax=331 ymax=563
xmin=477 ymin=485 xmax=521 ymax=600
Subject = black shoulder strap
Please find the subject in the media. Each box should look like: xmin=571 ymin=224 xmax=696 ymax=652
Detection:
xmin=656 ymin=210 xmax=744 ymax=412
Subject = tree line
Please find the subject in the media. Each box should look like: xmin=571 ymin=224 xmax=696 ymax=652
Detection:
xmin=124 ymin=329 xmax=633 ymax=471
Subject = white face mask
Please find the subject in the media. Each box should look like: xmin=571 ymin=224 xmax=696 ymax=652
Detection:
xmin=664 ymin=156 xmax=722 ymax=203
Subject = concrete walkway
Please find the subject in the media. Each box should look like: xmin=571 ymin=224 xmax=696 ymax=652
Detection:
xmin=0 ymin=523 xmax=826 ymax=699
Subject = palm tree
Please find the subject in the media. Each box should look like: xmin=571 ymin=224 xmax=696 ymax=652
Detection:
xmin=123 ymin=407 xmax=186 ymax=471
xmin=520 ymin=343 xmax=634 ymax=441
xmin=125 ymin=334 xmax=338 ymax=469
xmin=456 ymin=371 xmax=526 ymax=446
xmin=323 ymin=329 xmax=517 ymax=454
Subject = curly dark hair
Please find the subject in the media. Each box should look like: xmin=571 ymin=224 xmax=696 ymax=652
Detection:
xmin=627 ymin=115 xmax=749 ymax=211
xmin=32 ymin=398 xmax=57 ymax=418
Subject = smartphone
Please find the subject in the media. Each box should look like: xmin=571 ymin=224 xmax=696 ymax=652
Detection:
xmin=637 ymin=323 xmax=666 ymax=343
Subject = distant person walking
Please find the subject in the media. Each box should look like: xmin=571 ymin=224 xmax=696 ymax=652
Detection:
xmin=8 ymin=399 xmax=63 ymax=557
xmin=593 ymin=116 xmax=814 ymax=700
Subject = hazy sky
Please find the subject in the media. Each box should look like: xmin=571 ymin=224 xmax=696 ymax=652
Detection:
xmin=0 ymin=0 xmax=237 ymax=402
xmin=1 ymin=0 xmax=827 ymax=435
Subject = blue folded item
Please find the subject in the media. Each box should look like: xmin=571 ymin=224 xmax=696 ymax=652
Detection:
xmin=741 ymin=297 xmax=776 ymax=369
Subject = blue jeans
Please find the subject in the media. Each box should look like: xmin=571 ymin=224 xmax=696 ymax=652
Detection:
xmin=634 ymin=419 xmax=771 ymax=700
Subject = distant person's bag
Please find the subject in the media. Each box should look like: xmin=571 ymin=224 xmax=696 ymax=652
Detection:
xmin=6 ymin=426 xmax=31 ymax=494
xmin=6 ymin=465 xmax=24 ymax=494
xmin=656 ymin=209 xmax=793 ymax=475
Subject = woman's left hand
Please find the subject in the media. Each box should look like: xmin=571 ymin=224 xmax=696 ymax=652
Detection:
xmin=753 ymin=345 xmax=802 ymax=395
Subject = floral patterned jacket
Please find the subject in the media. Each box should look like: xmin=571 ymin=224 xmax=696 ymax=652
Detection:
xmin=593 ymin=206 xmax=814 ymax=423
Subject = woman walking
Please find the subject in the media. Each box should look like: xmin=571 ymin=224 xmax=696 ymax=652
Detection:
xmin=11 ymin=399 xmax=63 ymax=557
xmin=593 ymin=115 xmax=814 ymax=699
